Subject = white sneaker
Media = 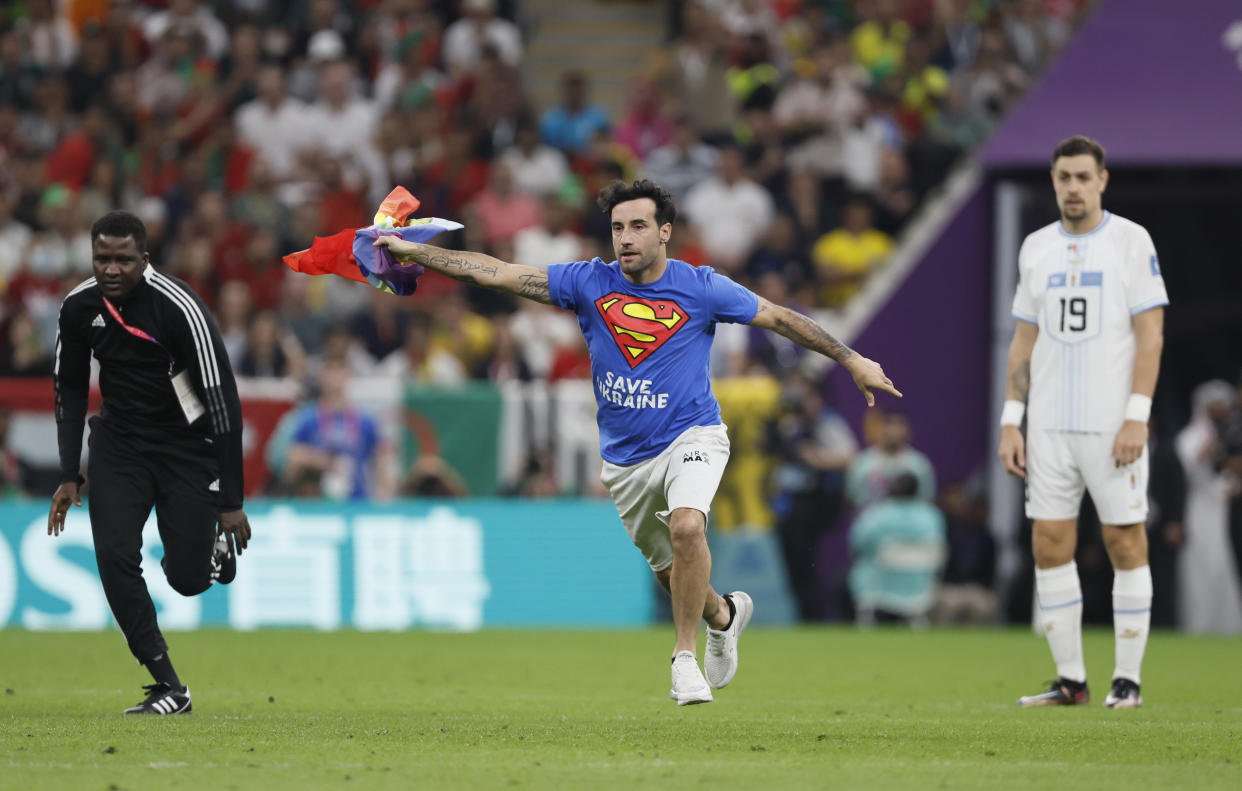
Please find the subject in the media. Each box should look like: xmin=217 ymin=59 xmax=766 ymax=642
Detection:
xmin=669 ymin=650 xmax=713 ymax=706
xmin=704 ymin=591 xmax=754 ymax=690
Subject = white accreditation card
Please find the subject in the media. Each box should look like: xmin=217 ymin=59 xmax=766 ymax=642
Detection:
xmin=170 ymin=370 xmax=206 ymax=425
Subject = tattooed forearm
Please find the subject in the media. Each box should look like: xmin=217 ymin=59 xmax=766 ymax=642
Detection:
xmin=516 ymin=273 xmax=551 ymax=303
xmin=394 ymin=242 xmax=552 ymax=304
xmin=1009 ymin=360 xmax=1030 ymax=402
xmin=407 ymin=247 xmax=499 ymax=279
xmin=773 ymin=311 xmax=853 ymax=363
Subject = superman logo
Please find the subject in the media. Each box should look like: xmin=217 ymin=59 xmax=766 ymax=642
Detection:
xmin=594 ymin=292 xmax=689 ymax=368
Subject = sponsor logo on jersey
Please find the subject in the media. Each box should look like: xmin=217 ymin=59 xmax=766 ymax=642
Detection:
xmin=594 ymin=293 xmax=689 ymax=368
xmin=91 ymin=314 xmax=106 ymax=328
xmin=1149 ymin=254 xmax=1161 ymax=276
xmin=208 ymin=479 xmax=220 ymax=492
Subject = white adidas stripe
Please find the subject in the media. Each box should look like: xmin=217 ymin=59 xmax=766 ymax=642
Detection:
xmin=145 ymin=270 xmax=219 ymax=388
xmin=145 ymin=270 xmax=230 ymax=432
xmin=153 ymin=698 xmax=168 ymax=713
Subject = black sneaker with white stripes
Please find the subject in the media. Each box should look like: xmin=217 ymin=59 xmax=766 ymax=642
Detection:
xmin=210 ymin=533 xmax=236 ymax=585
xmin=123 ymin=682 xmax=192 ymax=715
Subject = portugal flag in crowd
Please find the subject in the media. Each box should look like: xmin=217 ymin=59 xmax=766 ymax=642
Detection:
xmin=282 ymin=187 xmax=463 ymax=296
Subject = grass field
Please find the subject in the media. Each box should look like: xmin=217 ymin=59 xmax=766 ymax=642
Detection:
xmin=2 ymin=627 xmax=1240 ymax=790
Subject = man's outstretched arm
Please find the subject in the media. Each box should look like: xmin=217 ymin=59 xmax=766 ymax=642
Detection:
xmin=373 ymin=237 xmax=554 ymax=304
xmin=749 ymin=297 xmax=901 ymax=406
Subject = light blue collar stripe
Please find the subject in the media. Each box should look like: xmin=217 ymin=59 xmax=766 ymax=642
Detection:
xmin=1057 ymin=211 xmax=1112 ymax=238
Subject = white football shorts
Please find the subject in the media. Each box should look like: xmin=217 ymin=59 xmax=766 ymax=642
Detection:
xmin=1025 ymin=429 xmax=1149 ymax=525
xmin=600 ymin=424 xmax=731 ymax=572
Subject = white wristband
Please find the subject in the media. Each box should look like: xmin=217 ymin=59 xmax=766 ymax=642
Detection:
xmin=1000 ymin=400 xmax=1026 ymax=427
xmin=1124 ymin=394 xmax=1152 ymax=423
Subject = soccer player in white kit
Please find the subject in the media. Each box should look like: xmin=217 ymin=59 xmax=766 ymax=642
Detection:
xmin=998 ymin=136 xmax=1168 ymax=709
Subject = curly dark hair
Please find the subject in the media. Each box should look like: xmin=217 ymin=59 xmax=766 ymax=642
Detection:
xmin=596 ymin=179 xmax=677 ymax=227
xmin=1051 ymin=135 xmax=1106 ymax=170
xmin=90 ymin=210 xmax=148 ymax=253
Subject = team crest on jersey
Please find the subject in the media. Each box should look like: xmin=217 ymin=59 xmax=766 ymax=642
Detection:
xmin=594 ymin=292 xmax=689 ymax=368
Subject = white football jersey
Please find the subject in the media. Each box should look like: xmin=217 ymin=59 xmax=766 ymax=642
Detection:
xmin=1011 ymin=212 xmax=1168 ymax=433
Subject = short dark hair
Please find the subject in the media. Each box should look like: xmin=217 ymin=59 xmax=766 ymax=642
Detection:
xmin=1051 ymin=135 xmax=1106 ymax=170
xmin=90 ymin=210 xmax=148 ymax=253
xmin=596 ymin=179 xmax=677 ymax=227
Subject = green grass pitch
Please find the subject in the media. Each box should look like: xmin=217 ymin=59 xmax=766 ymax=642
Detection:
xmin=2 ymin=627 xmax=1240 ymax=790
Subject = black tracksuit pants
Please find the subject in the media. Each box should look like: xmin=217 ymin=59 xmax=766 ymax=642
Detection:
xmin=87 ymin=416 xmax=220 ymax=663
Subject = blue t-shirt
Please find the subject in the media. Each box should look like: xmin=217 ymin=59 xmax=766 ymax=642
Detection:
xmin=547 ymin=257 xmax=759 ymax=465
xmin=290 ymin=404 xmax=380 ymax=499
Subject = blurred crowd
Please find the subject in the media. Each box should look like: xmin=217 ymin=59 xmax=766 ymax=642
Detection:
xmin=0 ymin=0 xmax=1091 ymax=387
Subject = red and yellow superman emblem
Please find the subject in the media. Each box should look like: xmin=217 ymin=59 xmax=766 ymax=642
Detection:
xmin=594 ymin=292 xmax=689 ymax=368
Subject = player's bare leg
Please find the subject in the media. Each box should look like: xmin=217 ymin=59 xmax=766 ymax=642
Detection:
xmin=1019 ymin=518 xmax=1090 ymax=706
xmin=664 ymin=507 xmax=716 ymax=704
xmin=1101 ymin=522 xmax=1150 ymax=708
xmin=653 ymin=568 xmax=730 ymax=631
xmin=667 ymin=507 xmax=715 ymax=653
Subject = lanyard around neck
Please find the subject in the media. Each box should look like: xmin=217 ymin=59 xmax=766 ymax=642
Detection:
xmin=102 ymin=297 xmax=174 ymax=364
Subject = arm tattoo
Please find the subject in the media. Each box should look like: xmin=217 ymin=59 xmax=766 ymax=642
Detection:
xmin=403 ymin=244 xmax=551 ymax=303
xmin=516 ymin=273 xmax=551 ymax=303
xmin=1010 ymin=360 xmax=1030 ymax=402
xmin=773 ymin=310 xmax=853 ymax=363
xmin=408 ymin=248 xmax=499 ymax=279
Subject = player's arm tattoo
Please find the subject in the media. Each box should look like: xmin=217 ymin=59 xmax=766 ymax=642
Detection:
xmin=757 ymin=301 xmax=854 ymax=363
xmin=1010 ymin=360 xmax=1031 ymax=402
xmin=401 ymin=244 xmax=553 ymax=305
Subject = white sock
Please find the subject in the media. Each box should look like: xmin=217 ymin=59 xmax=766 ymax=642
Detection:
xmin=1112 ymin=565 xmax=1152 ymax=684
xmin=1035 ymin=562 xmax=1086 ymax=683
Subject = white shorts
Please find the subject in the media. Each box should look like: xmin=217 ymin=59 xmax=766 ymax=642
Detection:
xmin=1025 ymin=429 xmax=1149 ymax=525
xmin=600 ymin=424 xmax=731 ymax=572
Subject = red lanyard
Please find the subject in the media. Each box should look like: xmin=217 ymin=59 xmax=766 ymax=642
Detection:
xmin=102 ymin=297 xmax=174 ymax=364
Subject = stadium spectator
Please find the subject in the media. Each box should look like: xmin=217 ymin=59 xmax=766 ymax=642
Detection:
xmin=214 ymin=279 xmax=253 ymax=365
xmin=474 ymin=315 xmax=533 ymax=382
xmin=1175 ymin=381 xmax=1242 ymax=633
xmin=25 ymin=0 xmax=79 ymax=70
xmin=846 ymin=410 xmax=935 ymax=509
xmin=614 ymin=78 xmax=673 ymax=161
xmin=0 ymin=192 xmax=33 ymax=287
xmin=812 ymin=196 xmax=893 ymax=308
xmin=441 ymin=0 xmax=522 ymax=77
xmin=682 ymin=145 xmax=774 ymax=272
xmin=376 ymin=312 xmax=466 ymax=385
xmin=513 ymin=196 xmax=585 ymax=271
xmin=468 ymin=161 xmax=541 ymax=251
xmin=849 ymin=473 xmax=947 ymax=628
xmin=351 ymin=287 xmax=409 ymax=364
xmin=642 ymin=114 xmax=719 ymax=204
xmin=498 ymin=120 xmax=570 ymax=200
xmin=539 ymin=71 xmax=610 ymax=154
xmin=237 ymin=309 xmax=307 ymax=381
xmin=773 ymin=40 xmax=866 ymax=164
xmin=284 ymin=355 xmax=391 ymax=500
xmin=142 ymin=0 xmax=229 ymax=62
xmin=649 ymin=0 xmax=735 ymax=139
xmin=1004 ymin=0 xmax=1071 ymax=75
xmin=932 ymin=481 xmax=999 ymax=624
xmin=0 ymin=309 xmax=53 ymax=376
xmin=234 ymin=64 xmax=314 ymax=183
xmin=765 ymin=371 xmax=858 ymax=621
